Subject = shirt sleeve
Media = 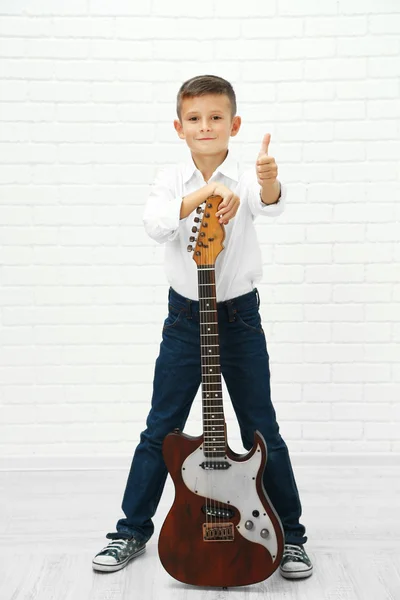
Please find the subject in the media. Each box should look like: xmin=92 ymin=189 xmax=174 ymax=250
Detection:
xmin=142 ymin=167 xmax=184 ymax=244
xmin=245 ymin=169 xmax=286 ymax=218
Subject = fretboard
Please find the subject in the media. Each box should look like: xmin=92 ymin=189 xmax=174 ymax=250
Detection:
xmin=198 ymin=266 xmax=226 ymax=458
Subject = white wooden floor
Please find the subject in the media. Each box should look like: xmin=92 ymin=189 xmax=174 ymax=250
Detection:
xmin=1 ymin=465 xmax=399 ymax=600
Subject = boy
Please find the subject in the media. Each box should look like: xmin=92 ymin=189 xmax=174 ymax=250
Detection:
xmin=92 ymin=75 xmax=313 ymax=581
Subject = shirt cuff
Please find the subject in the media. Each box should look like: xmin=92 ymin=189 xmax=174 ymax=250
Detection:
xmin=249 ymin=180 xmax=286 ymax=217
xmin=143 ymin=195 xmax=183 ymax=244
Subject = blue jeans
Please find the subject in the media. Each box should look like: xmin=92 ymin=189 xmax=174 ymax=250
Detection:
xmin=115 ymin=287 xmax=307 ymax=546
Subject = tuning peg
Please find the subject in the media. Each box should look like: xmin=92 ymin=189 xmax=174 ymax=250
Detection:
xmin=194 ymin=217 xmax=200 ymax=223
xmin=196 ymin=207 xmax=203 ymax=214
xmin=189 ymin=236 xmax=196 ymax=242
xmin=187 ymin=245 xmax=194 ymax=252
xmin=191 ymin=226 xmax=198 ymax=233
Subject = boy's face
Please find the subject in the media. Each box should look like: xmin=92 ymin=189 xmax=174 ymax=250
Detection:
xmin=174 ymin=94 xmax=241 ymax=156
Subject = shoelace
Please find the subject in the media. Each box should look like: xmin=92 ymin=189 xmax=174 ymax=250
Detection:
xmin=99 ymin=539 xmax=130 ymax=558
xmin=283 ymin=544 xmax=305 ymax=562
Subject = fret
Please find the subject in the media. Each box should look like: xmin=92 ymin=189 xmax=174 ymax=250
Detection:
xmin=203 ymin=413 xmax=224 ymax=416
xmin=203 ymin=443 xmax=226 ymax=445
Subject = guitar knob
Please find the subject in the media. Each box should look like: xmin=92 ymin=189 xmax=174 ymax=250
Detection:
xmin=245 ymin=520 xmax=254 ymax=530
xmin=260 ymin=529 xmax=270 ymax=538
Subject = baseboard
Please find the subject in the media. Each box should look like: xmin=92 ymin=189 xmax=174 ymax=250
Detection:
xmin=0 ymin=453 xmax=400 ymax=471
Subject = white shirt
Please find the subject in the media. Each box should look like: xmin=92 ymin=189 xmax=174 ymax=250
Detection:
xmin=142 ymin=150 xmax=286 ymax=302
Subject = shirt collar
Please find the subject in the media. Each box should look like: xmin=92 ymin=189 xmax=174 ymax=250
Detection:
xmin=182 ymin=149 xmax=239 ymax=184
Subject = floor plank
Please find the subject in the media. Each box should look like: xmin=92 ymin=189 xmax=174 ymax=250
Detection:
xmin=1 ymin=466 xmax=399 ymax=600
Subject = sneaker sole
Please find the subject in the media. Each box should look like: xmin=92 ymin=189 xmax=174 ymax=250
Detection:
xmin=280 ymin=565 xmax=313 ymax=580
xmin=92 ymin=547 xmax=146 ymax=573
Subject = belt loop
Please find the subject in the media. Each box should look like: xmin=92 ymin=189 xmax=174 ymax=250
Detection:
xmin=226 ymin=299 xmax=236 ymax=323
xmin=186 ymin=298 xmax=192 ymax=319
xmin=255 ymin=288 xmax=260 ymax=309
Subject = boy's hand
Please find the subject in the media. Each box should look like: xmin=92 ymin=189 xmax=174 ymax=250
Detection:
xmin=213 ymin=184 xmax=240 ymax=225
xmin=256 ymin=133 xmax=278 ymax=187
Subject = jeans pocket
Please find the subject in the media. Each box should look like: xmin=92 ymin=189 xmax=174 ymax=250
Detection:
xmin=235 ymin=307 xmax=264 ymax=334
xmin=162 ymin=303 xmax=185 ymax=331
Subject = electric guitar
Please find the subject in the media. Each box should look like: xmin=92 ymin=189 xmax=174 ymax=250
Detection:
xmin=158 ymin=195 xmax=284 ymax=587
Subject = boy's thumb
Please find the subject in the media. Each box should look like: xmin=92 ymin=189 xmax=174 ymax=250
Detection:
xmin=258 ymin=133 xmax=271 ymax=157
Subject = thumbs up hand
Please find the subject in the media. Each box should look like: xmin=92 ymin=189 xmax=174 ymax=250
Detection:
xmin=256 ymin=133 xmax=278 ymax=188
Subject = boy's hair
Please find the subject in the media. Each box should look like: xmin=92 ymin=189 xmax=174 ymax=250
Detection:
xmin=176 ymin=75 xmax=237 ymax=121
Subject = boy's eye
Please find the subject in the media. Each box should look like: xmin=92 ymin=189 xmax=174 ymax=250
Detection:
xmin=188 ymin=116 xmax=222 ymax=121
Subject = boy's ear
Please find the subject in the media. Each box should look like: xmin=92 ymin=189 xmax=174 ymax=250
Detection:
xmin=174 ymin=119 xmax=185 ymax=139
xmin=230 ymin=115 xmax=241 ymax=138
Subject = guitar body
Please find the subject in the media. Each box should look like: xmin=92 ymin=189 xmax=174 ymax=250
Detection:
xmin=158 ymin=429 xmax=284 ymax=587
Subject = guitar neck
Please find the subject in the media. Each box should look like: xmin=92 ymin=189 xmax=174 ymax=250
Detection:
xmin=198 ymin=266 xmax=226 ymax=457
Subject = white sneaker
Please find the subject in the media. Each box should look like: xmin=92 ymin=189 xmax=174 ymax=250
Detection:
xmin=92 ymin=533 xmax=146 ymax=573
xmin=279 ymin=543 xmax=313 ymax=579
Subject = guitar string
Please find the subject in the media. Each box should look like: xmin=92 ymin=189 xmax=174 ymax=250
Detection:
xmin=201 ymin=199 xmax=225 ymax=537
xmin=203 ymin=221 xmax=212 ymax=533
xmin=210 ymin=210 xmax=218 ymax=533
xmin=202 ymin=205 xmax=212 ymax=534
xmin=199 ymin=206 xmax=209 ymax=533
xmin=205 ymin=203 xmax=219 ymax=534
xmin=210 ymin=218 xmax=218 ymax=533
xmin=202 ymin=246 xmax=210 ymax=533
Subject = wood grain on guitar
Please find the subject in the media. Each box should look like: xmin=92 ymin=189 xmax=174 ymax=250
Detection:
xmin=158 ymin=196 xmax=284 ymax=588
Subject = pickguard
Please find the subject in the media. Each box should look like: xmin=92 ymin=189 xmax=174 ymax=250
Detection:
xmin=181 ymin=443 xmax=279 ymax=561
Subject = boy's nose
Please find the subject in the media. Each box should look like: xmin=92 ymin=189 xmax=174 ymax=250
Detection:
xmin=200 ymin=121 xmax=211 ymax=131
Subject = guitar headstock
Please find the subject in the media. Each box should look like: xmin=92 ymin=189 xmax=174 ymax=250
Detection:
xmin=187 ymin=195 xmax=226 ymax=267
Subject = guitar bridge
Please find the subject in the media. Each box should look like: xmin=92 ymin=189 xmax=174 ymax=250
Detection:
xmin=203 ymin=522 xmax=234 ymax=542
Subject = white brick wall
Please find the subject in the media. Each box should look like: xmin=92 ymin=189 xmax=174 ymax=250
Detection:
xmin=0 ymin=1 xmax=399 ymax=467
